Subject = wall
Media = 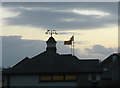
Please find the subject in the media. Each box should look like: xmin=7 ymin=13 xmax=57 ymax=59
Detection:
xmin=4 ymin=75 xmax=77 ymax=87
xmin=77 ymin=74 xmax=90 ymax=86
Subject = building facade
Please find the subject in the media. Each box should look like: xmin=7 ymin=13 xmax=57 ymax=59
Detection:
xmin=2 ymin=36 xmax=100 ymax=87
xmin=99 ymin=53 xmax=120 ymax=87
xmin=2 ymin=36 xmax=119 ymax=87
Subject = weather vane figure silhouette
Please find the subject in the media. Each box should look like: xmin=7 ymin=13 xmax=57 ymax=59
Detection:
xmin=45 ymin=30 xmax=57 ymax=37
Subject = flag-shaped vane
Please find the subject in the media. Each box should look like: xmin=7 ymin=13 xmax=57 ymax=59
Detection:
xmin=64 ymin=35 xmax=74 ymax=45
xmin=64 ymin=35 xmax=75 ymax=55
xmin=64 ymin=36 xmax=74 ymax=45
xmin=64 ymin=40 xmax=72 ymax=45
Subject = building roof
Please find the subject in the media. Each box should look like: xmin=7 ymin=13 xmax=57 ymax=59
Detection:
xmin=4 ymin=51 xmax=100 ymax=74
xmin=100 ymin=53 xmax=119 ymax=65
xmin=3 ymin=37 xmax=100 ymax=75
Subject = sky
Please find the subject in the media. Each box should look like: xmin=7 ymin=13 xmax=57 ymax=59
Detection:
xmin=1 ymin=2 xmax=118 ymax=67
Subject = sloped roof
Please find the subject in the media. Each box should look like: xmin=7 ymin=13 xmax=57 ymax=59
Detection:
xmin=3 ymin=51 xmax=100 ymax=74
xmin=3 ymin=36 xmax=101 ymax=75
xmin=100 ymin=53 xmax=119 ymax=65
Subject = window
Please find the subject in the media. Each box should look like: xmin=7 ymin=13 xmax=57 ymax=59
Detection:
xmin=88 ymin=74 xmax=97 ymax=81
xmin=39 ymin=75 xmax=77 ymax=81
xmin=96 ymin=75 xmax=100 ymax=80
xmin=65 ymin=75 xmax=76 ymax=80
xmin=92 ymin=75 xmax=96 ymax=81
xmin=40 ymin=76 xmax=52 ymax=81
xmin=113 ymin=55 xmax=117 ymax=61
xmin=53 ymin=76 xmax=64 ymax=80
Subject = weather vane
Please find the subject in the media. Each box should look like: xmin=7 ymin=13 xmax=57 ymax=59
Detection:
xmin=45 ymin=30 xmax=57 ymax=37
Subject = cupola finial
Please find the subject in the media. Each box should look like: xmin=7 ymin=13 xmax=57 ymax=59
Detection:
xmin=46 ymin=30 xmax=57 ymax=53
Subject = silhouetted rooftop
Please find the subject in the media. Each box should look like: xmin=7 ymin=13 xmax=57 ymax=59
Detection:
xmin=100 ymin=53 xmax=119 ymax=65
xmin=4 ymin=50 xmax=100 ymax=74
xmin=3 ymin=37 xmax=100 ymax=74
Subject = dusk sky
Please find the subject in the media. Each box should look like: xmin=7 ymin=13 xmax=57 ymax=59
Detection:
xmin=1 ymin=2 xmax=118 ymax=67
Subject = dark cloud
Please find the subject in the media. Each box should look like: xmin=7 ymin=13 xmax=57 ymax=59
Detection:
xmin=3 ymin=2 xmax=118 ymax=13
xmin=2 ymin=36 xmax=46 ymax=67
xmin=3 ymin=2 xmax=118 ymax=30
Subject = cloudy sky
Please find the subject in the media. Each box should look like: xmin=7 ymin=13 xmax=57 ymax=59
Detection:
xmin=1 ymin=2 xmax=118 ymax=67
